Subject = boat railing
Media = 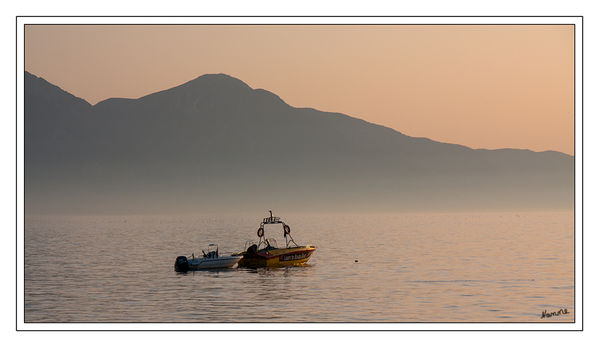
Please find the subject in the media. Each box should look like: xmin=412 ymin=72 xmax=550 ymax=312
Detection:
xmin=203 ymin=250 xmax=218 ymax=258
xmin=258 ymin=238 xmax=278 ymax=251
xmin=285 ymin=234 xmax=299 ymax=248
xmin=262 ymin=216 xmax=282 ymax=224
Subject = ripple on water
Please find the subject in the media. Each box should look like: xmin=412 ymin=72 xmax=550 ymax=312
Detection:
xmin=24 ymin=212 xmax=574 ymax=322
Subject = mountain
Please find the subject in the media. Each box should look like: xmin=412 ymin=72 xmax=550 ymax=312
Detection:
xmin=24 ymin=71 xmax=573 ymax=214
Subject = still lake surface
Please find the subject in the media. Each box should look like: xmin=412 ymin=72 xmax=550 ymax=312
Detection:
xmin=24 ymin=212 xmax=574 ymax=323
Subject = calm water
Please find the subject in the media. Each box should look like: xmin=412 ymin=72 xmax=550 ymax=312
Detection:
xmin=24 ymin=212 xmax=574 ymax=323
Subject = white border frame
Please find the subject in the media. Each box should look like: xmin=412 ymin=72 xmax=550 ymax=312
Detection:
xmin=16 ymin=16 xmax=583 ymax=331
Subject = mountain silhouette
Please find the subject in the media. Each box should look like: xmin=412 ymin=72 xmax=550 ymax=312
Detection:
xmin=24 ymin=71 xmax=573 ymax=214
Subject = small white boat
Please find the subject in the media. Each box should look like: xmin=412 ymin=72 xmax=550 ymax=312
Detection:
xmin=174 ymin=244 xmax=242 ymax=272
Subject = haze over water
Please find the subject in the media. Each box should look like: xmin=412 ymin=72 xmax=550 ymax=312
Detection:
xmin=24 ymin=211 xmax=573 ymax=323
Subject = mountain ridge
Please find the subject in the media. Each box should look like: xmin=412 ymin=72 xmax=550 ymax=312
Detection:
xmin=25 ymin=70 xmax=573 ymax=157
xmin=24 ymin=70 xmax=573 ymax=214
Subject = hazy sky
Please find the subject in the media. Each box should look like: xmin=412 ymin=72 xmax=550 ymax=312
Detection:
xmin=25 ymin=25 xmax=574 ymax=155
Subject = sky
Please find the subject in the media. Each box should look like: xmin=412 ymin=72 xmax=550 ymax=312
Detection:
xmin=25 ymin=24 xmax=574 ymax=155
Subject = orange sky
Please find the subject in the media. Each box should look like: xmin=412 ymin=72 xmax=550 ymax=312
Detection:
xmin=25 ymin=25 xmax=574 ymax=155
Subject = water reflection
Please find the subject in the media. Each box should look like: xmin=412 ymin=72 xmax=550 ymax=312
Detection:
xmin=25 ymin=212 xmax=574 ymax=322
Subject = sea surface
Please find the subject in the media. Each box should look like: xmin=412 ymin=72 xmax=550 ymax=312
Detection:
xmin=24 ymin=212 xmax=574 ymax=323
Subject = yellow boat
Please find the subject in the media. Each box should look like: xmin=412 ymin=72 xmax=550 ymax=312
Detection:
xmin=236 ymin=211 xmax=317 ymax=268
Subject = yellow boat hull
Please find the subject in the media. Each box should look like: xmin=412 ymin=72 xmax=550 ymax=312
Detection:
xmin=237 ymin=245 xmax=316 ymax=268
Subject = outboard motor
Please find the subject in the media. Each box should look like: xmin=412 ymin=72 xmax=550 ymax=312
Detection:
xmin=174 ymin=256 xmax=190 ymax=272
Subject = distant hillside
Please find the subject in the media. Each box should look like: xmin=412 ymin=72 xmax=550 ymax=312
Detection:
xmin=24 ymin=71 xmax=573 ymax=214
